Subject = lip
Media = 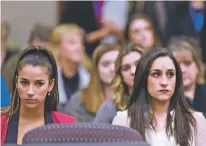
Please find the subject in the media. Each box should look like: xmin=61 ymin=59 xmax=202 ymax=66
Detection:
xmin=159 ymin=89 xmax=169 ymax=93
xmin=24 ymin=99 xmax=38 ymax=103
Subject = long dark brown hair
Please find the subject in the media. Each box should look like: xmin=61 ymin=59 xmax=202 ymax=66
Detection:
xmin=128 ymin=47 xmax=196 ymax=146
xmin=2 ymin=46 xmax=59 ymax=116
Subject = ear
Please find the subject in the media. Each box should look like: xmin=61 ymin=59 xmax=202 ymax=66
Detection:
xmin=48 ymin=79 xmax=55 ymax=93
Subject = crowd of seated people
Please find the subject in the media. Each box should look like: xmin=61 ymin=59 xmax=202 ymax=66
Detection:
xmin=1 ymin=1 xmax=206 ymax=146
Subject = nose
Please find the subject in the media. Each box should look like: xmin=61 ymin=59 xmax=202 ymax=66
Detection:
xmin=110 ymin=63 xmax=115 ymax=74
xmin=27 ymin=85 xmax=35 ymax=97
xmin=180 ymin=64 xmax=187 ymax=74
xmin=130 ymin=65 xmax=136 ymax=76
xmin=160 ymin=75 xmax=168 ymax=87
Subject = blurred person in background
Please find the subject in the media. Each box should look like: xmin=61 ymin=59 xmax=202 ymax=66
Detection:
xmin=128 ymin=1 xmax=177 ymax=46
xmin=169 ymin=1 xmax=206 ymax=65
xmin=28 ymin=24 xmax=52 ymax=50
xmin=1 ymin=46 xmax=76 ymax=145
xmin=94 ymin=43 xmax=144 ymax=124
xmin=1 ymin=21 xmax=19 ymax=71
xmin=2 ymin=23 xmax=53 ymax=94
xmin=168 ymin=36 xmax=206 ymax=115
xmin=63 ymin=44 xmax=120 ymax=122
xmin=124 ymin=14 xmax=161 ymax=52
xmin=49 ymin=24 xmax=91 ymax=112
xmin=59 ymin=1 xmax=128 ymax=57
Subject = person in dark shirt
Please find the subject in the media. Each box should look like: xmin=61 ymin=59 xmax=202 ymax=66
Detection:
xmin=49 ymin=24 xmax=90 ymax=112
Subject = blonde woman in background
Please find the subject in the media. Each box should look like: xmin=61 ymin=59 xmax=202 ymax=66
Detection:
xmin=168 ymin=36 xmax=206 ymax=115
xmin=93 ymin=43 xmax=144 ymax=124
xmin=63 ymin=44 xmax=120 ymax=122
xmin=49 ymin=24 xmax=91 ymax=112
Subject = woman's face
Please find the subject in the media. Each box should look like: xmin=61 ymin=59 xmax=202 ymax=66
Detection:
xmin=147 ymin=56 xmax=176 ymax=103
xmin=16 ymin=65 xmax=54 ymax=109
xmin=98 ymin=50 xmax=119 ymax=85
xmin=59 ymin=32 xmax=84 ymax=63
xmin=121 ymin=51 xmax=142 ymax=90
xmin=173 ymin=50 xmax=198 ymax=89
xmin=129 ymin=19 xmax=155 ymax=50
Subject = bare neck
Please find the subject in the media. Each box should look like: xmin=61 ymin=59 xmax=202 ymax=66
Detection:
xmin=19 ymin=104 xmax=45 ymax=121
xmin=104 ymin=84 xmax=113 ymax=99
xmin=59 ymin=58 xmax=78 ymax=78
xmin=151 ymin=100 xmax=170 ymax=119
xmin=128 ymin=87 xmax=133 ymax=95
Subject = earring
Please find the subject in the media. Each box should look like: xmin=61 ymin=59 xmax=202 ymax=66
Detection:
xmin=48 ymin=92 xmax=51 ymax=96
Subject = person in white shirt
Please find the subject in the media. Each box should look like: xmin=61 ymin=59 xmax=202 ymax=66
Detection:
xmin=112 ymin=47 xmax=206 ymax=146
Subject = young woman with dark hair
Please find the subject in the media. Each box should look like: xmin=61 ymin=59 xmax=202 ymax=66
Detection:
xmin=113 ymin=47 xmax=206 ymax=146
xmin=1 ymin=46 xmax=76 ymax=145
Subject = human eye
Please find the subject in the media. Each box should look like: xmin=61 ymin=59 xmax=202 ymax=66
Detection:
xmin=183 ymin=60 xmax=192 ymax=66
xmin=150 ymin=71 xmax=161 ymax=77
xmin=121 ymin=65 xmax=131 ymax=71
xmin=20 ymin=80 xmax=28 ymax=86
xmin=36 ymin=81 xmax=44 ymax=87
xmin=167 ymin=71 xmax=175 ymax=78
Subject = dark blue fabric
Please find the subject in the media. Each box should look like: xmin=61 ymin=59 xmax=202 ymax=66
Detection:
xmin=189 ymin=4 xmax=205 ymax=33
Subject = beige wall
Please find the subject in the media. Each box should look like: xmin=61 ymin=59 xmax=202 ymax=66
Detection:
xmin=1 ymin=1 xmax=58 ymax=49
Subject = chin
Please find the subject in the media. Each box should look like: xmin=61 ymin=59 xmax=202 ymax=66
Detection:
xmin=155 ymin=95 xmax=171 ymax=102
xmin=23 ymin=103 xmax=38 ymax=109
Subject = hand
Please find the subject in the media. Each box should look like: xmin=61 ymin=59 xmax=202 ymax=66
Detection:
xmin=103 ymin=20 xmax=119 ymax=34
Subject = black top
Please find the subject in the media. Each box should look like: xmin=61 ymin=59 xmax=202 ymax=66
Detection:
xmin=62 ymin=72 xmax=80 ymax=101
xmin=186 ymin=84 xmax=206 ymax=115
xmin=5 ymin=112 xmax=53 ymax=144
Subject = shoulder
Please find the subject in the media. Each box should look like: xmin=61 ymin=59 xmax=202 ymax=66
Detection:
xmin=101 ymin=98 xmax=115 ymax=108
xmin=192 ymin=111 xmax=206 ymax=133
xmin=78 ymin=66 xmax=89 ymax=76
xmin=52 ymin=111 xmax=76 ymax=124
xmin=1 ymin=114 xmax=9 ymax=127
xmin=191 ymin=111 xmax=206 ymax=145
xmin=1 ymin=114 xmax=9 ymax=121
xmin=112 ymin=110 xmax=130 ymax=128
xmin=63 ymin=90 xmax=86 ymax=115
xmin=192 ymin=111 xmax=206 ymax=123
xmin=196 ymin=84 xmax=206 ymax=93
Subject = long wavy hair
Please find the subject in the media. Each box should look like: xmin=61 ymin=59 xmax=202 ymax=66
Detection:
xmin=112 ymin=43 xmax=144 ymax=111
xmin=128 ymin=47 xmax=196 ymax=146
xmin=81 ymin=43 xmax=121 ymax=113
xmin=2 ymin=46 xmax=59 ymax=116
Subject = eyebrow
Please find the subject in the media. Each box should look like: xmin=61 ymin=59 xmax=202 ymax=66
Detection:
xmin=150 ymin=69 xmax=175 ymax=72
xmin=19 ymin=78 xmax=45 ymax=82
xmin=19 ymin=78 xmax=28 ymax=81
xmin=122 ymin=59 xmax=140 ymax=66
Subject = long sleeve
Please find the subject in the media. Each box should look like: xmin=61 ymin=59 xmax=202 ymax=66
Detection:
xmin=93 ymin=98 xmax=117 ymax=124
